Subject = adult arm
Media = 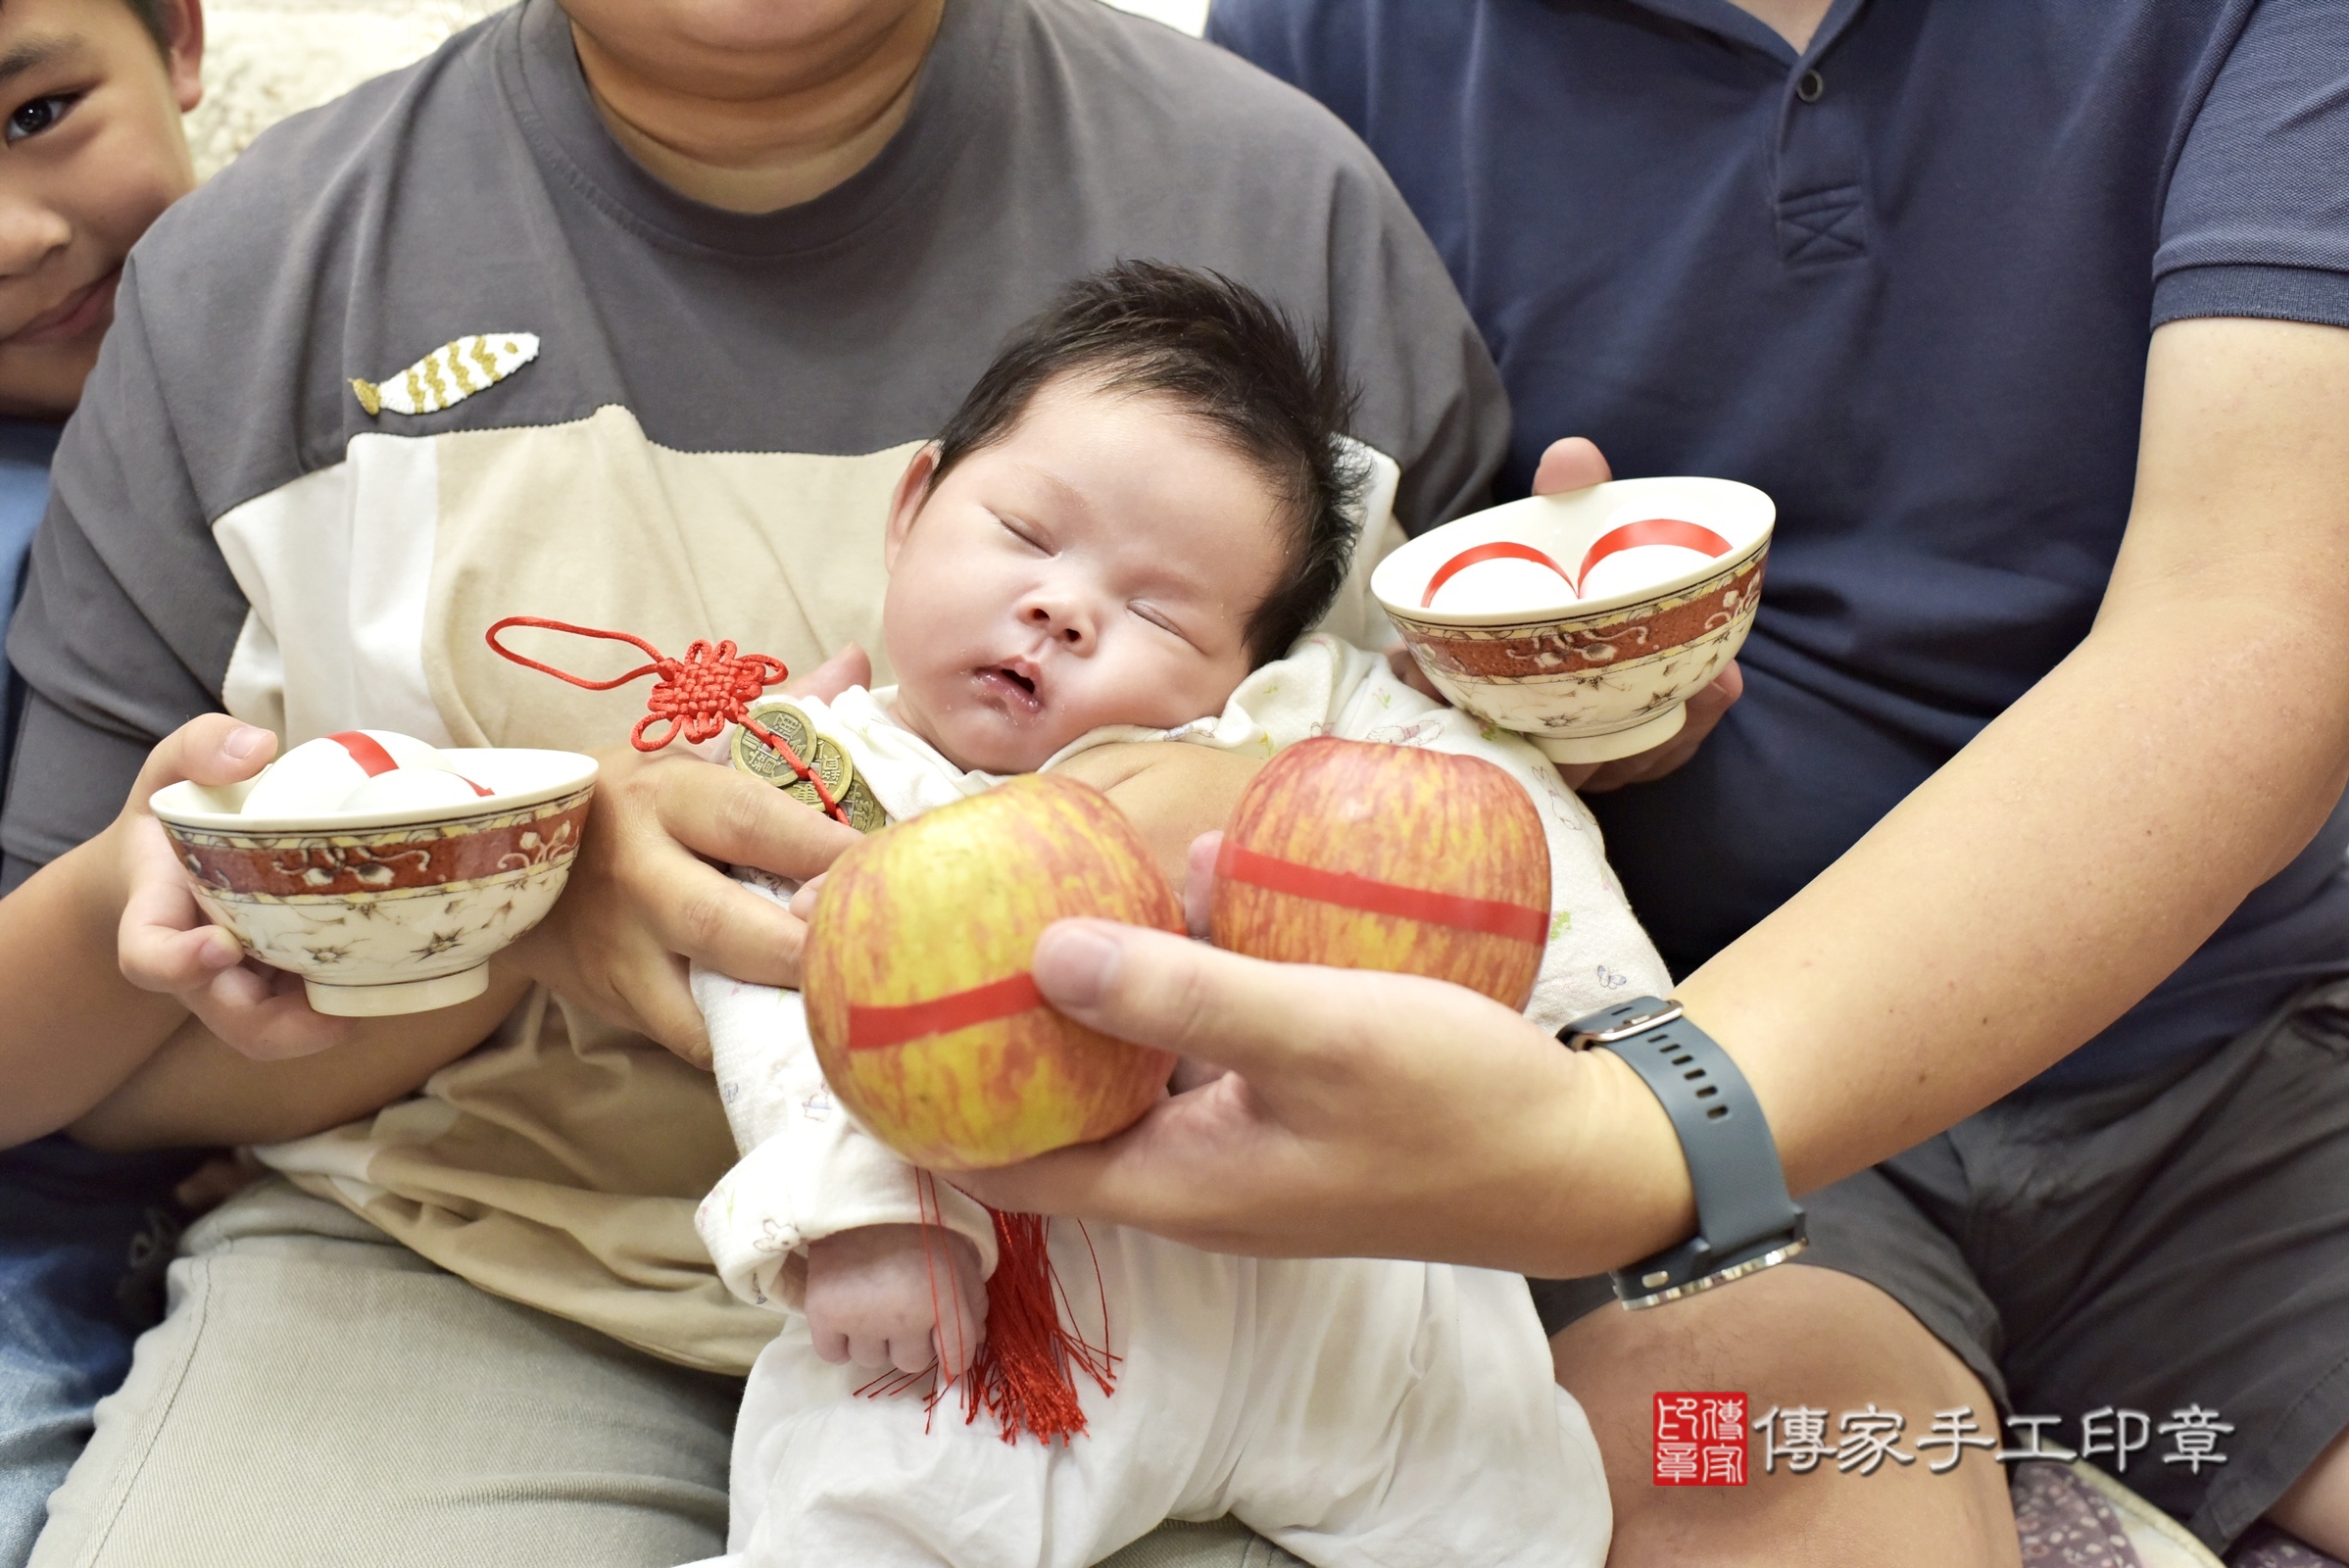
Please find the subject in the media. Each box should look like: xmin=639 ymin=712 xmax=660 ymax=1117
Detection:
xmin=959 ymin=317 xmax=2349 ymax=1276
xmin=68 ymin=964 xmax=533 ymax=1151
xmin=1684 ymin=316 xmax=2349 ymax=1182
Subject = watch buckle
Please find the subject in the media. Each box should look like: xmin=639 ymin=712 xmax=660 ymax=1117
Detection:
xmin=1565 ymin=1001 xmax=1685 ymax=1051
xmin=1614 ymin=1233 xmax=1810 ymax=1311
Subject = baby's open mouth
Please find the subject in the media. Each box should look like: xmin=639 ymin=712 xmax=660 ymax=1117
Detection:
xmin=973 ymin=663 xmax=1044 ymax=714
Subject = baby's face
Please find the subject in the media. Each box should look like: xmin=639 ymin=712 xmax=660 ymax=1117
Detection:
xmin=882 ymin=377 xmax=1288 ymax=775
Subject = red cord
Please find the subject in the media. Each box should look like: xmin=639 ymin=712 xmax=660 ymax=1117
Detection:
xmin=959 ymin=1208 xmax=1116 ymax=1446
xmin=484 ymin=615 xmax=850 ymax=824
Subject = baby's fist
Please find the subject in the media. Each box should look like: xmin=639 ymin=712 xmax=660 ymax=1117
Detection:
xmin=804 ymin=1224 xmax=987 ymax=1379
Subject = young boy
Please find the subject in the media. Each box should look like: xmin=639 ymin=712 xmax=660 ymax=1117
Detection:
xmin=688 ymin=265 xmax=1667 ymax=1566
xmin=0 ymin=2 xmax=204 ymax=1561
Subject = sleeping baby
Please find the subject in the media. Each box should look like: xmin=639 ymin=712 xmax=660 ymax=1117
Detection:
xmin=686 ymin=263 xmax=1669 ymax=1568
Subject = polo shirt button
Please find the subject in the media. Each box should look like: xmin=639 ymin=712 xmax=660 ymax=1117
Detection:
xmin=1796 ymin=69 xmax=1825 ymax=103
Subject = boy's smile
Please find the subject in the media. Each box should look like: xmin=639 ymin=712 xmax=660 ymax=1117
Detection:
xmin=8 ymin=265 xmax=118 ymax=344
xmin=0 ymin=0 xmax=201 ymax=418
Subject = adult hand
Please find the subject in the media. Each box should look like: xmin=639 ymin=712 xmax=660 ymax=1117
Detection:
xmin=952 ymin=915 xmax=1689 ymax=1277
xmin=1529 ymin=435 xmax=1741 ymax=794
xmin=115 ymin=715 xmax=360 ymax=1060
xmin=1552 ymin=662 xmax=1742 ymax=794
xmin=508 ymin=644 xmax=872 ymax=1065
xmin=1529 ymin=433 xmax=1612 ymax=495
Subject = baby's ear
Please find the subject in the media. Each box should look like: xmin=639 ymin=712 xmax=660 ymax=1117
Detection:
xmin=882 ymin=443 xmax=943 ymax=571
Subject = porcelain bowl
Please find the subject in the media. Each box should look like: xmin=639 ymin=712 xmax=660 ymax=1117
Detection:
xmin=149 ymin=748 xmax=599 ymax=1017
xmin=1372 ymin=476 xmax=1775 ymax=764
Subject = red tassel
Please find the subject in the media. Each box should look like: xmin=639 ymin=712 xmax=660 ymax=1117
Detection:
xmin=960 ymin=1208 xmax=1116 ymax=1445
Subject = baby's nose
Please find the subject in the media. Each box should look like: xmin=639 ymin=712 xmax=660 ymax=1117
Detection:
xmin=1025 ymin=602 xmax=1090 ymax=646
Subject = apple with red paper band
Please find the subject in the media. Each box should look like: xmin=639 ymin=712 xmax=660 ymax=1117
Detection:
xmin=1210 ymin=737 xmax=1551 ymax=1008
xmin=802 ymin=773 xmax=1183 ymax=1170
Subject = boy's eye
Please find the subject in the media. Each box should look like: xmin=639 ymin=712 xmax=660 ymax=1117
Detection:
xmin=997 ymin=515 xmax=1046 ymax=552
xmin=6 ymin=95 xmax=79 ymax=145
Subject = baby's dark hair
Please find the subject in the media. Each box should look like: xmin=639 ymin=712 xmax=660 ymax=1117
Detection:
xmin=930 ymin=261 xmax=1367 ymax=666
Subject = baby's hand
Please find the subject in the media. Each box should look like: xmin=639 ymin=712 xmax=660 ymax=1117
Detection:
xmin=804 ymin=1224 xmax=987 ymax=1379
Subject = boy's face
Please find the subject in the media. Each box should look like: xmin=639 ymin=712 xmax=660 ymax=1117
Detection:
xmin=882 ymin=377 xmax=1289 ymax=776
xmin=0 ymin=0 xmax=200 ymax=419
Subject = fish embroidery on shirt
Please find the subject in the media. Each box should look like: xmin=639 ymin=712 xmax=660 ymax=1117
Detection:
xmin=350 ymin=333 xmax=539 ymax=416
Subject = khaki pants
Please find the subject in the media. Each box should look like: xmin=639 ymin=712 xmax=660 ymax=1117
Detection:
xmin=29 ymin=1182 xmax=1292 ymax=1567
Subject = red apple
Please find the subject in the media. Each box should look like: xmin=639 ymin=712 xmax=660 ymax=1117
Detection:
xmin=803 ymin=773 xmax=1182 ymax=1170
xmin=1210 ymin=736 xmax=1550 ymax=1007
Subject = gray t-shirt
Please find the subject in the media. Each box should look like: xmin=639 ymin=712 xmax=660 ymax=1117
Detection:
xmin=0 ymin=0 xmax=1505 ymax=1365
xmin=4 ymin=0 xmax=1504 ymax=876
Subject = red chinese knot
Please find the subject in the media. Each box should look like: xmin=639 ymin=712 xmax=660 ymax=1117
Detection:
xmin=483 ymin=615 xmax=848 ymax=823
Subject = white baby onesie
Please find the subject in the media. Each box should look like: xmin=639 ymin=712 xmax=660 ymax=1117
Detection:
xmin=688 ymin=634 xmax=1670 ymax=1568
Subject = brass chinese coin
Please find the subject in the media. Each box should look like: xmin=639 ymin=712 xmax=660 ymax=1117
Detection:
xmin=826 ymin=775 xmax=889 ymax=833
xmin=734 ymin=703 xmax=851 ymax=798
xmin=734 ymin=702 xmax=884 ymax=830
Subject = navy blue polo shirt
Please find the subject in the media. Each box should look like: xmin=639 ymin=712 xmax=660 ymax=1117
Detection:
xmin=1210 ymin=0 xmax=2349 ymax=1085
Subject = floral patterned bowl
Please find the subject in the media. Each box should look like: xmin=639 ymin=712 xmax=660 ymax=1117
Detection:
xmin=148 ymin=748 xmax=598 ymax=1017
xmin=1371 ymin=477 xmax=1775 ymax=764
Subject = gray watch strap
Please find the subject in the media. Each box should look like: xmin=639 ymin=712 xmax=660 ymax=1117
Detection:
xmin=1561 ymin=997 xmax=1807 ymax=1308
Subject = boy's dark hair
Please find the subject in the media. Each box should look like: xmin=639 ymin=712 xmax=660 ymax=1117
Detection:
xmin=122 ymin=0 xmax=175 ymax=53
xmin=930 ymin=261 xmax=1367 ymax=666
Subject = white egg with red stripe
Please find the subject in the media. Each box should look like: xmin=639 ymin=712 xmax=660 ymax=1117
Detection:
xmin=240 ymin=729 xmax=488 ymax=817
xmin=338 ymin=767 xmax=490 ymax=814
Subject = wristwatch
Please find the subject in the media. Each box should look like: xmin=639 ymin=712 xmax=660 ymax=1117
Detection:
xmin=1560 ymin=998 xmax=1807 ymax=1309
